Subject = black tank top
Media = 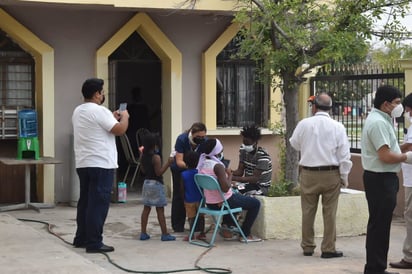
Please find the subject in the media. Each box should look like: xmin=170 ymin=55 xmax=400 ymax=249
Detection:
xmin=141 ymin=152 xmax=163 ymax=182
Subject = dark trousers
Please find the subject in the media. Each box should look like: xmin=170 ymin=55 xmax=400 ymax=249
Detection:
xmin=363 ymin=171 xmax=399 ymax=274
xmin=74 ymin=167 xmax=114 ymax=250
xmin=171 ymin=169 xmax=186 ymax=232
xmin=208 ymin=193 xmax=261 ymax=237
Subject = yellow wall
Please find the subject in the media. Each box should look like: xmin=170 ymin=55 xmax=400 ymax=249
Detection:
xmin=202 ymin=22 xmax=281 ymax=131
xmin=13 ymin=0 xmax=238 ymax=11
xmin=0 ymin=8 xmax=55 ymax=203
xmin=96 ymin=12 xmax=182 ymax=192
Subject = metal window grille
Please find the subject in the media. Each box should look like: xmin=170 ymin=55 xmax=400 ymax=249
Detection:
xmin=310 ymin=64 xmax=405 ymax=152
xmin=216 ymin=35 xmax=269 ymax=128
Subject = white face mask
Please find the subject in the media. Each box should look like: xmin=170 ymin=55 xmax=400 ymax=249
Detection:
xmin=405 ymin=111 xmax=412 ymax=122
xmin=240 ymin=144 xmax=255 ymax=153
xmin=391 ymin=103 xmax=404 ymax=118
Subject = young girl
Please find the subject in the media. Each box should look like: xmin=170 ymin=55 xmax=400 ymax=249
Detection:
xmin=181 ymin=151 xmax=206 ymax=241
xmin=139 ymin=132 xmax=175 ymax=241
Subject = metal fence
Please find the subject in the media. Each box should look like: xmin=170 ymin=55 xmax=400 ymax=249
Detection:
xmin=310 ymin=64 xmax=405 ymax=153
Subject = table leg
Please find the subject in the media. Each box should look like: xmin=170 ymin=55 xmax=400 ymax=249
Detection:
xmin=25 ymin=164 xmax=30 ymax=208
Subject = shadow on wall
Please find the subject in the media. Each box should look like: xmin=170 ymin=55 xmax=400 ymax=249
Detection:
xmin=349 ymin=153 xmax=405 ymax=217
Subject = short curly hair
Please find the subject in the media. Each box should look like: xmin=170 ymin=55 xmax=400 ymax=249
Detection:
xmin=241 ymin=124 xmax=261 ymax=142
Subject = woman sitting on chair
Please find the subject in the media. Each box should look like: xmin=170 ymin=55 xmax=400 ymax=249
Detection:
xmin=197 ymin=138 xmax=262 ymax=242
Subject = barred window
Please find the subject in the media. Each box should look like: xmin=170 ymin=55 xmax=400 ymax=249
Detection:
xmin=0 ymin=30 xmax=34 ymax=139
xmin=216 ymin=35 xmax=269 ymax=128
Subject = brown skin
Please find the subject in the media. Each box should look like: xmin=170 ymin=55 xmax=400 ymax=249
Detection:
xmin=232 ymin=136 xmax=263 ymax=185
xmin=376 ymin=98 xmax=408 ymax=164
xmin=141 ymin=150 xmax=174 ymax=235
xmin=213 ymin=160 xmax=233 ymax=193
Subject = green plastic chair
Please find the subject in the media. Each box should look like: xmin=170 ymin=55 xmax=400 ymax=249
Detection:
xmin=189 ymin=174 xmax=248 ymax=247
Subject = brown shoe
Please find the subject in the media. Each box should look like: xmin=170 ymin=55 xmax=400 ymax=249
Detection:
xmin=389 ymin=259 xmax=412 ymax=269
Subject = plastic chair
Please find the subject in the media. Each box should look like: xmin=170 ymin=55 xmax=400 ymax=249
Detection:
xmin=189 ymin=174 xmax=247 ymax=247
xmin=119 ymin=134 xmax=140 ymax=187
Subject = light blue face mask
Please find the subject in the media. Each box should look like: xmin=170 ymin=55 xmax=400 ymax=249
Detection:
xmin=240 ymin=144 xmax=255 ymax=153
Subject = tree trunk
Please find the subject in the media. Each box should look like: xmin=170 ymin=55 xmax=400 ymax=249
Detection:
xmin=282 ymin=75 xmax=300 ymax=186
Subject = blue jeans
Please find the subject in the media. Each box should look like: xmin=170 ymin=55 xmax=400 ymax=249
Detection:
xmin=208 ymin=193 xmax=261 ymax=236
xmin=74 ymin=167 xmax=114 ymax=249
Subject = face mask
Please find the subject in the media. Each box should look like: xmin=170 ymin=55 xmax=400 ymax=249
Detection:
xmin=241 ymin=144 xmax=255 ymax=153
xmin=405 ymin=111 xmax=412 ymax=122
xmin=193 ymin=136 xmax=205 ymax=145
xmin=391 ymin=103 xmax=403 ymax=118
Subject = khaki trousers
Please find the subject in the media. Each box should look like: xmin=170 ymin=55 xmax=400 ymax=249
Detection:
xmin=300 ymin=168 xmax=341 ymax=253
xmin=403 ymin=187 xmax=412 ymax=262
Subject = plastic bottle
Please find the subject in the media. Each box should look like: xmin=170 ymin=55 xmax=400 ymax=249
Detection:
xmin=18 ymin=109 xmax=38 ymax=138
xmin=117 ymin=182 xmax=127 ymax=203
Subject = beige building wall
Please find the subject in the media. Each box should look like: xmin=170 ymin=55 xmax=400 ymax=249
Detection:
xmin=0 ymin=3 xmax=282 ymax=203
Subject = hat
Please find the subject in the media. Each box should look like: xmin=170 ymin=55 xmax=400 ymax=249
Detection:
xmin=307 ymin=95 xmax=316 ymax=103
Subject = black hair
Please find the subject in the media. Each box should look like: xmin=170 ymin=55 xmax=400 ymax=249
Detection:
xmin=203 ymin=138 xmax=217 ymax=154
xmin=188 ymin=122 xmax=207 ymax=134
xmin=241 ymin=124 xmax=261 ymax=142
xmin=183 ymin=151 xmax=199 ymax=169
xmin=374 ymin=85 xmax=402 ymax=109
xmin=81 ymin=78 xmax=104 ymax=99
xmin=141 ymin=132 xmax=160 ymax=154
xmin=403 ymin=93 xmax=412 ymax=108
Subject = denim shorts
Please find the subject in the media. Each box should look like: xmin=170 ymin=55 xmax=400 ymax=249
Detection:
xmin=142 ymin=179 xmax=167 ymax=207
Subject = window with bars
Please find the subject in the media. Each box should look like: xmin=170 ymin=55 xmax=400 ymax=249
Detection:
xmin=0 ymin=30 xmax=34 ymax=139
xmin=216 ymin=35 xmax=269 ymax=128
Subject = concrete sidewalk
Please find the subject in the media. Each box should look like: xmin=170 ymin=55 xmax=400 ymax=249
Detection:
xmin=1 ymin=191 xmax=410 ymax=274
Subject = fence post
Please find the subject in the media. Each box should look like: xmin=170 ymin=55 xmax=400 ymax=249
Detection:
xmin=298 ymin=66 xmax=318 ymax=120
xmin=400 ymin=59 xmax=412 ymax=96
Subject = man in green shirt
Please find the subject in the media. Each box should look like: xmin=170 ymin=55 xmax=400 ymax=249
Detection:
xmin=361 ymin=85 xmax=412 ymax=274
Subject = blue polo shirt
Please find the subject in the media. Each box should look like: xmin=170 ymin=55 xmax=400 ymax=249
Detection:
xmin=361 ymin=108 xmax=401 ymax=173
xmin=170 ymin=132 xmax=207 ymax=172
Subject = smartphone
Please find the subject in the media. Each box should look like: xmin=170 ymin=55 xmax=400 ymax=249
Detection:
xmin=119 ymin=103 xmax=127 ymax=112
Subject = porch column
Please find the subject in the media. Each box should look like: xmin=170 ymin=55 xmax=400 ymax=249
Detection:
xmin=400 ymin=58 xmax=412 ymax=96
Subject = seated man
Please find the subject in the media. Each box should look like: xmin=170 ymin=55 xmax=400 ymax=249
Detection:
xmin=232 ymin=125 xmax=272 ymax=195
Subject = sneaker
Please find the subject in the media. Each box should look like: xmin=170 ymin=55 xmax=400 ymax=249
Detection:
xmin=240 ymin=235 xmax=262 ymax=243
xmin=161 ymin=234 xmax=176 ymax=241
xmin=140 ymin=232 xmax=150 ymax=241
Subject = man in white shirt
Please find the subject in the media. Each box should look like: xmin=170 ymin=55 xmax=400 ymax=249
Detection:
xmin=72 ymin=78 xmax=129 ymax=253
xmin=289 ymin=93 xmax=352 ymax=259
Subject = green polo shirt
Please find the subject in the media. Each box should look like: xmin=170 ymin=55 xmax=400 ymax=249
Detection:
xmin=361 ymin=108 xmax=401 ymax=173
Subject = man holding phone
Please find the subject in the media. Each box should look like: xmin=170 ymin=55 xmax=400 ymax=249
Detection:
xmin=72 ymin=78 xmax=129 ymax=253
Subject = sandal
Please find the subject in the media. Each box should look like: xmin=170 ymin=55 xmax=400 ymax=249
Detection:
xmin=196 ymin=233 xmax=207 ymax=240
xmin=161 ymin=234 xmax=176 ymax=241
xmin=240 ymin=235 xmax=262 ymax=243
xmin=140 ymin=232 xmax=150 ymax=241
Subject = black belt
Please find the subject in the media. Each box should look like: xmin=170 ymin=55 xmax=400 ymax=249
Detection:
xmin=301 ymin=165 xmax=339 ymax=171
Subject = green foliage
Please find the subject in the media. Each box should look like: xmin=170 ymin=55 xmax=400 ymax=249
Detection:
xmin=371 ymin=41 xmax=412 ymax=66
xmin=231 ymin=0 xmax=411 ymax=184
xmin=268 ymin=180 xmax=294 ymax=197
xmin=267 ymin=120 xmax=299 ymax=197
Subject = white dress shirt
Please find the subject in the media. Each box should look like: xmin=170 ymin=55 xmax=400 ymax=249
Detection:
xmin=289 ymin=111 xmax=352 ymax=176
